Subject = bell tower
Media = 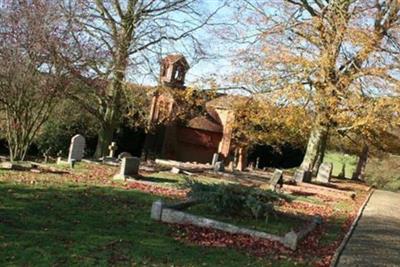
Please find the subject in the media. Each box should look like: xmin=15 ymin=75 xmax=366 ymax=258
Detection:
xmin=160 ymin=54 xmax=190 ymax=89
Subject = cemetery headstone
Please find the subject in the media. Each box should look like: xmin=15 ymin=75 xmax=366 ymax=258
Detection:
xmin=270 ymin=169 xmax=284 ymax=191
xmin=118 ymin=152 xmax=132 ymax=160
xmin=211 ymin=153 xmax=219 ymax=166
xmin=67 ymin=134 xmax=85 ymax=163
xmin=294 ymin=169 xmax=305 ymax=184
xmin=108 ymin=142 xmax=118 ymax=158
xmin=228 ymin=161 xmax=235 ymax=172
xmin=114 ymin=157 xmax=140 ymax=180
xmin=316 ymin=162 xmax=333 ymax=184
xmin=304 ymin=170 xmax=312 ymax=183
xmin=294 ymin=169 xmax=312 ymax=184
xmin=256 ymin=157 xmax=260 ymax=169
xmin=214 ymin=161 xmax=225 ymax=172
xmin=171 ymin=167 xmax=181 ymax=174
xmin=0 ymin=162 xmax=14 ymax=170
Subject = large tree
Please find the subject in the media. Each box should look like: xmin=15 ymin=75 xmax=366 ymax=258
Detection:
xmin=61 ymin=0 xmax=223 ymax=158
xmin=228 ymin=0 xmax=400 ymax=172
xmin=0 ymin=1 xmax=68 ymax=161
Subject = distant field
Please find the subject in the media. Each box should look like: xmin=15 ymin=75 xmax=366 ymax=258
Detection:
xmin=365 ymin=154 xmax=400 ymax=192
xmin=324 ymin=151 xmax=400 ymax=192
xmin=324 ymin=151 xmax=358 ymax=178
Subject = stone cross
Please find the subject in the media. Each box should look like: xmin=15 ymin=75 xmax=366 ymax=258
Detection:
xmin=108 ymin=142 xmax=118 ymax=158
xmin=68 ymin=134 xmax=85 ymax=163
xmin=114 ymin=157 xmax=140 ymax=180
xmin=270 ymin=169 xmax=284 ymax=191
xmin=316 ymin=162 xmax=333 ymax=184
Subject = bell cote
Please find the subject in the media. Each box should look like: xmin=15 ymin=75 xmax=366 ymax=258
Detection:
xmin=160 ymin=54 xmax=190 ymax=89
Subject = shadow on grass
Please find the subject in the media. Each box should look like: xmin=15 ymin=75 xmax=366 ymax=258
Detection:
xmin=0 ymin=182 xmax=275 ymax=267
xmin=312 ymin=181 xmax=354 ymax=192
xmin=137 ymin=176 xmax=179 ymax=184
xmin=290 ymin=190 xmax=316 ymax=197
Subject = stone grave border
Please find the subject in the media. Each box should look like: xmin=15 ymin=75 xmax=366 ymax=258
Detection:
xmin=151 ymin=199 xmax=322 ymax=250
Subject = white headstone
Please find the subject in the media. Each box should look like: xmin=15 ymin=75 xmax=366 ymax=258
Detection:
xmin=316 ymin=163 xmax=333 ymax=183
xmin=212 ymin=153 xmax=219 ymax=166
xmin=68 ymin=134 xmax=85 ymax=163
xmin=114 ymin=157 xmax=140 ymax=180
xmin=294 ymin=169 xmax=306 ymax=184
xmin=270 ymin=169 xmax=284 ymax=191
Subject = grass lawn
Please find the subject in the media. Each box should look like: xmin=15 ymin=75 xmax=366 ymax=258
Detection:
xmin=187 ymin=203 xmax=305 ymax=236
xmin=324 ymin=151 xmax=358 ymax=178
xmin=0 ymin=161 xmax=370 ymax=266
xmin=0 ymin=180 xmax=295 ymax=266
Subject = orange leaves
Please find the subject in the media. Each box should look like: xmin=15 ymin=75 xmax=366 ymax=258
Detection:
xmin=232 ymin=97 xmax=311 ymax=147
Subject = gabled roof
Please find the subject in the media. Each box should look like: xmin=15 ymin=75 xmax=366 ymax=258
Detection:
xmin=162 ymin=54 xmax=190 ymax=69
xmin=187 ymin=116 xmax=223 ymax=133
xmin=186 ymin=107 xmax=223 ymax=133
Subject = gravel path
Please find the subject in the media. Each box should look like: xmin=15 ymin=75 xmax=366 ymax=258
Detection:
xmin=337 ymin=190 xmax=400 ymax=267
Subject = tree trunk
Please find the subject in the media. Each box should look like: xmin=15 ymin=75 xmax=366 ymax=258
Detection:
xmin=300 ymin=122 xmax=329 ymax=172
xmin=312 ymin=129 xmax=329 ymax=174
xmin=94 ymin=77 xmax=123 ymax=158
xmin=95 ymin=124 xmax=114 ymax=158
xmin=352 ymin=145 xmax=369 ymax=180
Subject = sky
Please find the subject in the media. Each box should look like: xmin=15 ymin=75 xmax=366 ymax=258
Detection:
xmin=154 ymin=0 xmax=239 ymax=88
xmin=185 ymin=0 xmax=235 ymax=85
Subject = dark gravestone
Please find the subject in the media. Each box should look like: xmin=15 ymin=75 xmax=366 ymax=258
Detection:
xmin=270 ymin=169 xmax=284 ymax=191
xmin=118 ymin=152 xmax=132 ymax=160
xmin=294 ymin=169 xmax=312 ymax=184
xmin=316 ymin=163 xmax=333 ymax=184
xmin=304 ymin=171 xmax=312 ymax=183
xmin=214 ymin=161 xmax=225 ymax=172
xmin=114 ymin=157 xmax=140 ymax=180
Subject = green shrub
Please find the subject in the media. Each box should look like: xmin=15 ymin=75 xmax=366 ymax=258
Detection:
xmin=185 ymin=180 xmax=284 ymax=220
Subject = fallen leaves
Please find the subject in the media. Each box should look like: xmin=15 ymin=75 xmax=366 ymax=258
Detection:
xmin=0 ymin=162 xmax=370 ymax=267
xmin=125 ymin=181 xmax=188 ymax=198
xmin=169 ymin=181 xmax=370 ymax=267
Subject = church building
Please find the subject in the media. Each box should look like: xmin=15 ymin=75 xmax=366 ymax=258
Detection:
xmin=143 ymin=54 xmax=247 ymax=170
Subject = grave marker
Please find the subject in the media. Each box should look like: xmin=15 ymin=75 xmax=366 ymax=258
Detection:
xmin=67 ymin=134 xmax=85 ymax=163
xmin=214 ymin=161 xmax=225 ymax=172
xmin=294 ymin=169 xmax=305 ymax=184
xmin=118 ymin=152 xmax=132 ymax=160
xmin=108 ymin=142 xmax=118 ymax=158
xmin=211 ymin=153 xmax=219 ymax=166
xmin=270 ymin=169 xmax=284 ymax=191
xmin=114 ymin=157 xmax=140 ymax=180
xmin=316 ymin=163 xmax=333 ymax=183
xmin=294 ymin=169 xmax=312 ymax=184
